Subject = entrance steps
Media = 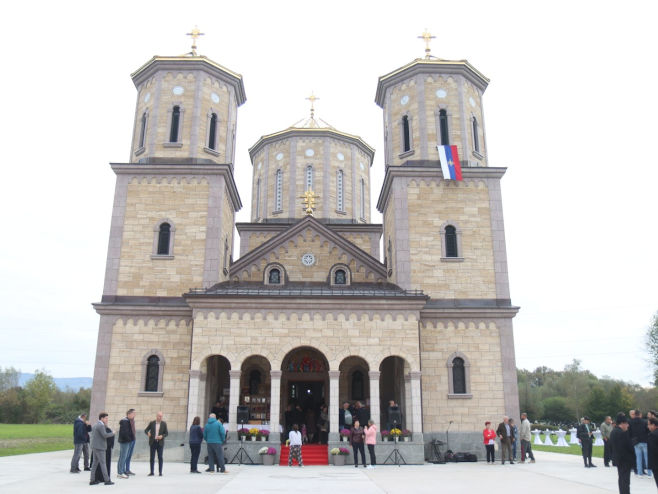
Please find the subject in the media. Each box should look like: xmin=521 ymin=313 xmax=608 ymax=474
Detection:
xmin=279 ymin=444 xmax=328 ymax=465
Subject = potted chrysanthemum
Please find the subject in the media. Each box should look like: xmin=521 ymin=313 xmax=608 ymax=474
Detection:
xmin=249 ymin=427 xmax=260 ymax=441
xmin=259 ymin=429 xmax=270 ymax=441
xmin=340 ymin=428 xmax=350 ymax=442
xmin=259 ymin=446 xmax=277 ymax=465
xmin=330 ymin=447 xmax=350 ymax=466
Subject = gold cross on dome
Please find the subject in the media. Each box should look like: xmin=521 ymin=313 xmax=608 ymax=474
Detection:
xmin=306 ymin=92 xmax=319 ymax=119
xmin=186 ymin=26 xmax=205 ymax=56
xmin=299 ymin=189 xmax=320 ymax=216
xmin=418 ymin=29 xmax=436 ymax=59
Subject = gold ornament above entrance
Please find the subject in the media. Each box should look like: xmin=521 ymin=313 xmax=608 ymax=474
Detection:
xmin=287 ymin=355 xmax=326 ymax=373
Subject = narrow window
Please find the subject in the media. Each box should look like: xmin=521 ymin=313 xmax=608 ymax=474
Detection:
xmin=472 ymin=117 xmax=479 ymax=152
xmin=452 ymin=357 xmax=466 ymax=394
xmin=336 ymin=170 xmax=344 ymax=212
xmin=256 ymin=178 xmax=261 ymax=219
xmin=439 ymin=109 xmax=449 ymax=145
xmin=268 ymin=268 xmax=281 ymax=284
xmin=445 ymin=225 xmax=458 ymax=257
xmin=145 ymin=355 xmax=160 ymax=392
xmin=170 ymin=106 xmax=180 ymax=143
xmin=306 ymin=165 xmax=313 ymax=191
xmin=157 ymin=223 xmax=171 ymax=255
xmin=139 ymin=112 xmax=147 ymax=148
xmin=334 ymin=269 xmax=346 ymax=285
xmin=387 ymin=238 xmax=392 ymax=271
xmin=360 ymin=178 xmax=365 ymax=219
xmin=275 ymin=169 xmax=282 ymax=211
xmin=223 ymin=238 xmax=229 ymax=271
xmin=208 ymin=113 xmax=217 ymax=150
xmin=402 ymin=115 xmax=411 ymax=152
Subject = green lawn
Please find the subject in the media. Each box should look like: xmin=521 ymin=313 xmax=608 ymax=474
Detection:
xmin=0 ymin=424 xmax=73 ymax=456
xmin=531 ymin=434 xmax=604 ymax=459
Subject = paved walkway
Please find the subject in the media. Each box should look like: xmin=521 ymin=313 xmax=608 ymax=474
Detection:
xmin=0 ymin=449 xmax=655 ymax=493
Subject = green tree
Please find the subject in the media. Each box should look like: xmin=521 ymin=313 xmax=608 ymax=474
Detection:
xmin=0 ymin=386 xmax=26 ymax=423
xmin=0 ymin=366 xmax=20 ymax=392
xmin=607 ymin=384 xmax=634 ymax=417
xmin=584 ymin=386 xmax=609 ymax=423
xmin=541 ymin=396 xmax=574 ymax=423
xmin=646 ymin=311 xmax=658 ymax=385
xmin=23 ymin=369 xmax=57 ymax=423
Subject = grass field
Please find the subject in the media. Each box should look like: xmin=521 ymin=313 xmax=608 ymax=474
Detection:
xmin=0 ymin=424 xmax=73 ymax=457
xmin=531 ymin=434 xmax=604 ymax=459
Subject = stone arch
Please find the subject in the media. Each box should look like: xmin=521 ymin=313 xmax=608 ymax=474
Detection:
xmin=379 ymin=355 xmax=410 ymax=430
xmin=239 ymin=355 xmax=272 ymax=423
xmin=200 ymin=354 xmax=231 ymax=424
xmin=339 ymin=356 xmax=370 ymax=417
xmin=446 ymin=351 xmax=472 ymax=397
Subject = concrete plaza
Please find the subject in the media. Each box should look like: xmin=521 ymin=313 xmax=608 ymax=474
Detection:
xmin=0 ymin=449 xmax=655 ymax=493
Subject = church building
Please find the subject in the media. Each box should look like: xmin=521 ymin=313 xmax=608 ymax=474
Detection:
xmin=90 ymin=31 xmax=519 ymax=462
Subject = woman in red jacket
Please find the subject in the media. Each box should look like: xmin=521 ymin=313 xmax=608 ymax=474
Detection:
xmin=483 ymin=421 xmax=497 ymax=464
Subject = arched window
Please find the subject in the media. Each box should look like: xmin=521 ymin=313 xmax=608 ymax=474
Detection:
xmin=138 ymin=112 xmax=147 ymax=148
xmin=255 ymin=178 xmax=261 ymax=219
xmin=472 ymin=116 xmax=479 ymax=152
xmin=208 ymin=113 xmax=218 ymax=150
xmin=445 ymin=225 xmax=458 ymax=257
xmin=351 ymin=370 xmax=364 ymax=400
xmin=268 ymin=268 xmax=281 ymax=284
xmin=170 ymin=106 xmax=181 ymax=143
xmin=145 ymin=355 xmax=160 ymax=392
xmin=439 ymin=109 xmax=449 ymax=145
xmin=157 ymin=223 xmax=171 ymax=255
xmin=249 ymin=370 xmax=262 ymax=395
xmin=402 ymin=115 xmax=411 ymax=152
xmin=360 ymin=178 xmax=366 ymax=219
xmin=306 ymin=165 xmax=313 ymax=191
xmin=275 ymin=169 xmax=283 ymax=211
xmin=452 ymin=357 xmax=466 ymax=394
xmin=334 ymin=269 xmax=346 ymax=285
xmin=336 ymin=170 xmax=344 ymax=212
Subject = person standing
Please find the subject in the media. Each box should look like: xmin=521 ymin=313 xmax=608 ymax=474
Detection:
xmin=318 ymin=405 xmax=329 ymax=445
xmin=144 ymin=411 xmax=168 ymax=476
xmin=496 ymin=416 xmax=514 ymax=464
xmin=117 ymin=408 xmax=136 ymax=479
xmin=89 ymin=412 xmax=115 ymax=486
xmin=577 ymin=416 xmax=596 ymax=468
xmin=93 ymin=422 xmax=115 ymax=484
xmin=610 ymin=413 xmax=635 ymax=494
xmin=203 ymin=413 xmax=227 ymax=473
xmin=629 ymin=410 xmax=651 ymax=477
xmin=189 ymin=416 xmax=203 ymax=473
xmin=483 ymin=422 xmax=496 ymax=464
xmin=124 ymin=409 xmax=137 ymax=476
xmin=70 ymin=413 xmax=90 ymax=473
xmin=288 ymin=424 xmax=304 ymax=466
xmin=364 ymin=420 xmax=377 ymax=468
xmin=600 ymin=416 xmax=614 ymax=467
xmin=519 ymin=413 xmax=535 ymax=463
xmin=349 ymin=419 xmax=367 ymax=468
xmin=339 ymin=402 xmax=353 ymax=430
xmin=647 ymin=417 xmax=658 ymax=489
xmin=510 ymin=418 xmax=519 ymax=461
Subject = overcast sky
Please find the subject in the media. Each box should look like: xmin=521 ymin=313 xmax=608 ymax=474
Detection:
xmin=0 ymin=1 xmax=656 ymax=386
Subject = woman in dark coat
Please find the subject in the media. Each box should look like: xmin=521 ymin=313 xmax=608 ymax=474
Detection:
xmin=189 ymin=416 xmax=203 ymax=473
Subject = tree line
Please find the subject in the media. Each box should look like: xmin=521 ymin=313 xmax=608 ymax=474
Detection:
xmin=0 ymin=367 xmax=90 ymax=424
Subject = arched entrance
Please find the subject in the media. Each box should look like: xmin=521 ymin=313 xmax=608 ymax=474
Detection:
xmin=339 ymin=356 xmax=370 ymax=424
xmin=379 ymin=355 xmax=408 ymax=430
xmin=280 ymin=347 xmax=329 ymax=443
xmin=203 ymin=355 xmax=231 ymax=419
xmin=239 ymin=355 xmax=271 ymax=423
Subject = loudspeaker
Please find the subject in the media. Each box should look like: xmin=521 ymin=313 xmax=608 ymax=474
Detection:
xmin=388 ymin=405 xmax=401 ymax=426
xmin=237 ymin=405 xmax=249 ymax=424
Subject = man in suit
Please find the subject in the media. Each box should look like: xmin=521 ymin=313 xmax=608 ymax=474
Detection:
xmin=647 ymin=417 xmax=658 ymax=488
xmin=144 ymin=411 xmax=168 ymax=476
xmin=610 ymin=413 xmax=635 ymax=494
xmin=70 ymin=413 xmax=91 ymax=473
xmin=117 ymin=408 xmax=136 ymax=478
xmin=496 ymin=416 xmax=515 ymax=464
xmin=89 ymin=412 xmax=115 ymax=486
xmin=577 ymin=416 xmax=596 ymax=468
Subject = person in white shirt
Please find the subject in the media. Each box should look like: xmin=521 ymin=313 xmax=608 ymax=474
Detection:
xmin=288 ymin=424 xmax=303 ymax=467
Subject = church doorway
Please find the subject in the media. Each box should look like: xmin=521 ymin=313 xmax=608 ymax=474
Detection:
xmin=379 ymin=355 xmax=408 ymax=430
xmin=280 ymin=347 xmax=328 ymax=443
xmin=239 ymin=355 xmax=271 ymax=424
xmin=204 ymin=355 xmax=231 ymax=419
xmin=339 ymin=356 xmax=370 ymax=425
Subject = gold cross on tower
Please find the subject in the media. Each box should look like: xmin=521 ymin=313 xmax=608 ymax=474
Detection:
xmin=306 ymin=92 xmax=319 ymax=119
xmin=186 ymin=26 xmax=205 ymax=56
xmin=299 ymin=189 xmax=320 ymax=216
xmin=418 ymin=29 xmax=436 ymax=59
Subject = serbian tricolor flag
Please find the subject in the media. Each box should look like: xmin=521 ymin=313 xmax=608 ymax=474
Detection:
xmin=437 ymin=145 xmax=463 ymax=181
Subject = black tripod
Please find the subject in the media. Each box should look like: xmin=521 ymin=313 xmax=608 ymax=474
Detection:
xmin=229 ymin=422 xmax=254 ymax=465
xmin=383 ymin=421 xmax=407 ymax=466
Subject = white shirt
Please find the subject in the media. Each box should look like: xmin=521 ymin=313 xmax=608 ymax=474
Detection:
xmin=289 ymin=430 xmax=302 ymax=446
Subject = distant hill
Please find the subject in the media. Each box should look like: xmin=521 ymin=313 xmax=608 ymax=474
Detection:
xmin=18 ymin=373 xmax=92 ymax=391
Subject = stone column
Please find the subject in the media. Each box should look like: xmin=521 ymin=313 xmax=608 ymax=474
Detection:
xmin=228 ymin=370 xmax=241 ymax=432
xmin=368 ymin=371 xmax=381 ymax=427
xmin=409 ymin=371 xmax=423 ymax=441
xmin=186 ymin=370 xmax=201 ymax=430
xmin=404 ymin=373 xmax=412 ymax=430
xmin=329 ymin=370 xmax=340 ymax=441
xmin=270 ymin=370 xmax=282 ymax=435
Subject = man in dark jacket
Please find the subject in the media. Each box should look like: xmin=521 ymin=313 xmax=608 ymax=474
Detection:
xmin=647 ymin=417 xmax=658 ymax=488
xmin=496 ymin=416 xmax=515 ymax=464
xmin=610 ymin=413 xmax=635 ymax=494
xmin=629 ymin=410 xmax=650 ymax=477
xmin=117 ymin=408 xmax=136 ymax=478
xmin=70 ymin=413 xmax=90 ymax=473
xmin=144 ymin=411 xmax=168 ymax=476
xmin=577 ymin=416 xmax=596 ymax=467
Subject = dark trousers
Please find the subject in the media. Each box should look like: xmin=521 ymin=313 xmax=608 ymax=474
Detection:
xmin=367 ymin=444 xmax=376 ymax=465
xmin=320 ymin=430 xmax=328 ymax=445
xmin=603 ymin=439 xmax=612 ymax=466
xmin=149 ymin=441 xmax=164 ymax=474
xmin=190 ymin=443 xmax=201 ymax=471
xmin=521 ymin=439 xmax=534 ymax=461
xmin=90 ymin=448 xmax=109 ymax=483
xmin=616 ymin=463 xmax=631 ymax=494
xmin=485 ymin=444 xmax=495 ymax=462
xmin=207 ymin=443 xmax=225 ymax=472
xmin=581 ymin=439 xmax=593 ymax=465
xmin=352 ymin=442 xmax=366 ymax=466
xmin=500 ymin=438 xmax=512 ymax=463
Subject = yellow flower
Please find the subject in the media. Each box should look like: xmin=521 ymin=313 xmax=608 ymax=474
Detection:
xmin=249 ymin=428 xmax=260 ymax=435
xmin=390 ymin=428 xmax=402 ymax=436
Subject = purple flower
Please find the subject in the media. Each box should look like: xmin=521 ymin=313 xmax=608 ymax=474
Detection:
xmin=260 ymin=429 xmax=270 ymax=436
xmin=339 ymin=447 xmax=350 ymax=455
xmin=340 ymin=428 xmax=350 ymax=436
xmin=267 ymin=447 xmax=277 ymax=455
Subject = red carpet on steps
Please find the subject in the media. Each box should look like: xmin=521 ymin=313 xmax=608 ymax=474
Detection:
xmin=279 ymin=444 xmax=328 ymax=465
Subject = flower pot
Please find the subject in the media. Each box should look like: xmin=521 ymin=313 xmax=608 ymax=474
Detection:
xmin=262 ymin=454 xmax=275 ymax=466
xmin=333 ymin=455 xmax=346 ymax=466
xmin=250 ymin=436 xmax=256 ymax=441
xmin=403 ymin=437 xmax=410 ymax=442
xmin=341 ymin=437 xmax=348 ymax=442
xmin=259 ymin=436 xmax=267 ymax=441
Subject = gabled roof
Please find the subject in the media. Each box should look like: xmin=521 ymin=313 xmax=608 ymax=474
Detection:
xmin=229 ymin=216 xmax=387 ymax=281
